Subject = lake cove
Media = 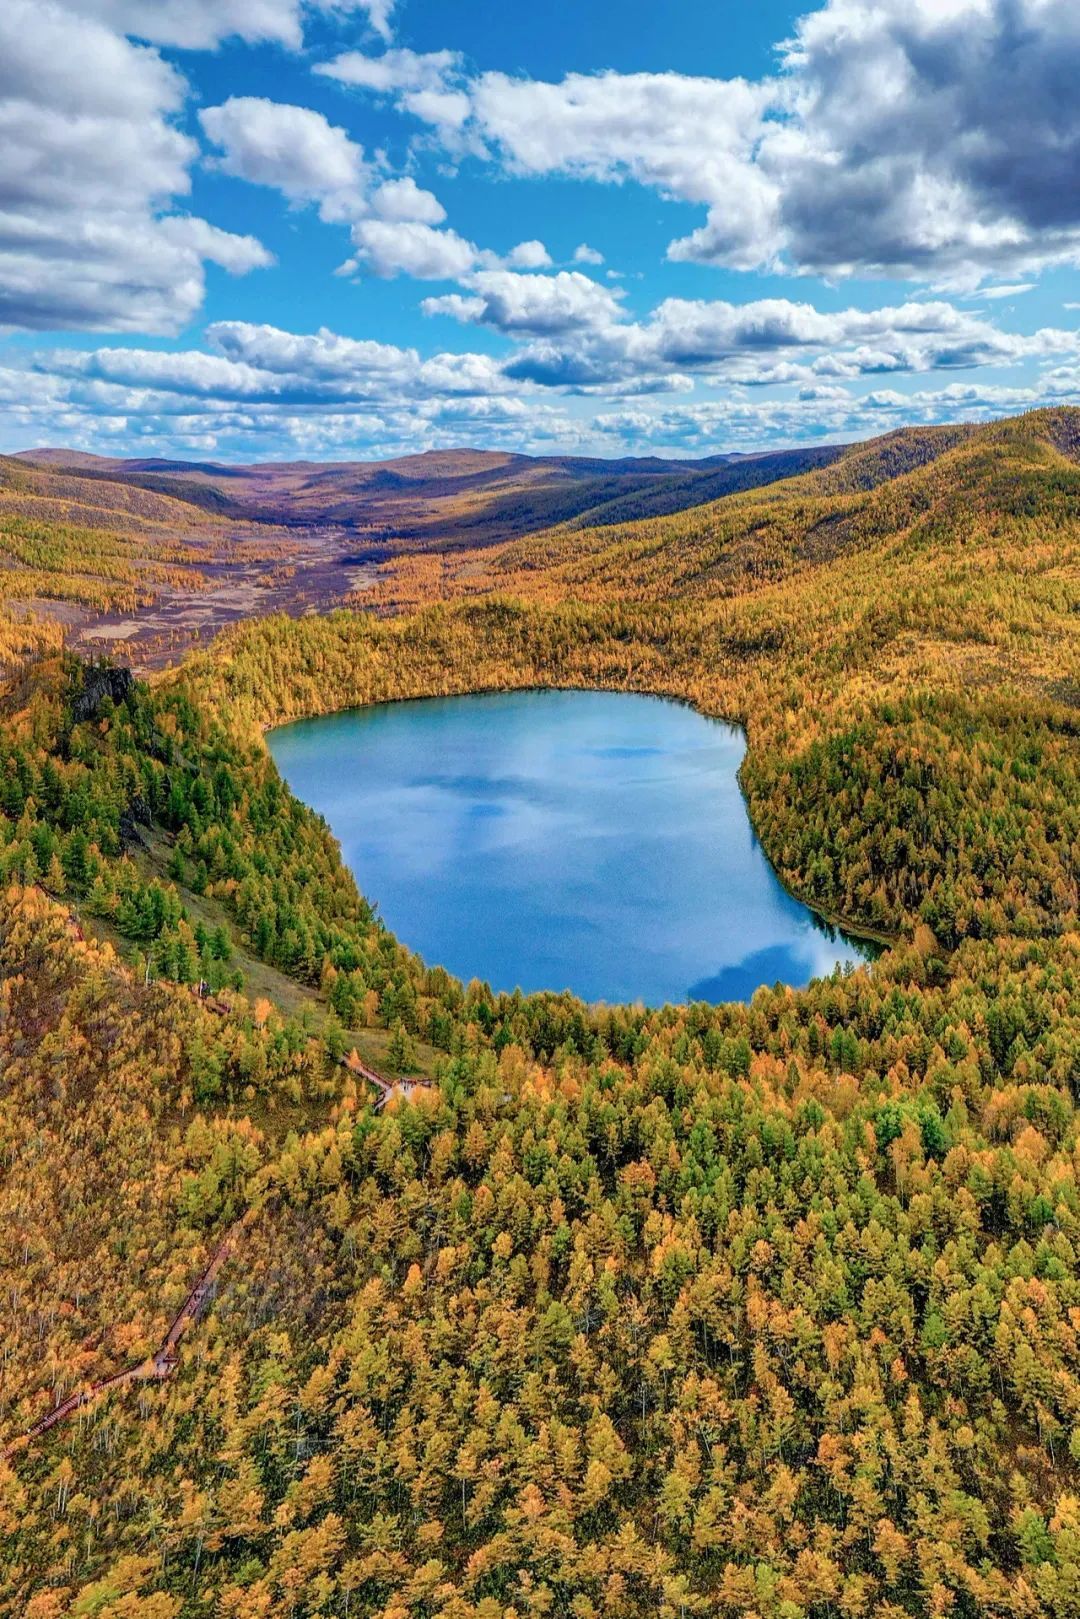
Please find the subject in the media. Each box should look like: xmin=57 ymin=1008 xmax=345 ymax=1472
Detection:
xmin=268 ymin=689 xmax=872 ymax=1006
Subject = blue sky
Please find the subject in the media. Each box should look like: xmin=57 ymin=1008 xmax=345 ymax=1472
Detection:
xmin=2 ymin=0 xmax=1079 ymax=462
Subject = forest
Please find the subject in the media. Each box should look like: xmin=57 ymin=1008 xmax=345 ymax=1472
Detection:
xmin=0 ymin=408 xmax=1079 ymax=1617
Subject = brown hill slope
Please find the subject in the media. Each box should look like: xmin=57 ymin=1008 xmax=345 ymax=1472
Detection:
xmin=367 ymin=409 xmax=1080 ymax=611
xmin=18 ymin=439 xmax=851 ymax=544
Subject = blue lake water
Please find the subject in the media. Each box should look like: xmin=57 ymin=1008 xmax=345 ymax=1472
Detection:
xmin=267 ymin=689 xmax=872 ymax=1006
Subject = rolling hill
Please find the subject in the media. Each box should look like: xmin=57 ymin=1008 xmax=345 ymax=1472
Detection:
xmin=368 ymin=410 xmax=1079 ymax=613
xmin=1 ymin=436 xmax=857 ymax=671
xmin=17 ymin=438 xmax=851 ymax=544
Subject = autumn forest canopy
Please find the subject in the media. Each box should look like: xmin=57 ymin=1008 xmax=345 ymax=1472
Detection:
xmin=1 ymin=406 xmax=1080 ymax=1619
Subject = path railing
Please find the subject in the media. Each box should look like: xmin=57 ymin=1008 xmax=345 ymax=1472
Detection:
xmin=2 ymin=1224 xmax=240 ymax=1460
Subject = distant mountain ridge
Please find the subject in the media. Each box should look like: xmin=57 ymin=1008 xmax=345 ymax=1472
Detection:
xmin=365 ymin=408 xmax=1080 ymax=613
xmin=8 ymin=411 xmax=1074 ymax=671
xmin=14 ymin=440 xmax=854 ymax=543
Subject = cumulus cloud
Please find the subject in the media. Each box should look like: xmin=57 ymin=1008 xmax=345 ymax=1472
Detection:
xmin=198 ymin=102 xmax=461 ymax=251
xmin=11 ymin=299 xmax=1080 ymax=464
xmin=208 ymin=321 xmax=425 ymax=386
xmin=63 ymin=0 xmax=392 ymax=50
xmin=357 ymin=0 xmax=1080 ymax=289
xmin=573 ymin=243 xmax=604 ymax=265
xmin=317 ymin=46 xmax=461 ymax=96
xmin=370 ymin=178 xmax=446 ymax=224
xmin=739 ymin=0 xmax=1080 ymax=286
xmin=422 ymin=270 xmax=624 ymax=337
xmin=316 ymin=46 xmax=477 ymax=142
xmin=426 ymin=69 xmax=776 ymax=267
xmin=505 ymin=240 xmax=553 ymax=270
xmin=590 ymin=378 xmax=1066 ymax=453
xmin=492 ymin=291 xmax=1080 ymax=390
xmin=157 ymin=217 xmax=271 ymax=275
xmin=200 ymin=98 xmax=370 ymax=223
xmin=11 ymin=341 xmax=1080 ymax=464
xmin=344 ymin=219 xmax=480 ymax=280
xmin=40 ymin=286 xmax=1069 ymax=452
xmin=339 ymin=222 xmax=558 ymax=282
xmin=505 ymin=293 xmax=1080 ymax=390
xmin=0 ymin=0 xmax=270 ymax=332
xmin=35 ymin=319 xmax=512 ymax=419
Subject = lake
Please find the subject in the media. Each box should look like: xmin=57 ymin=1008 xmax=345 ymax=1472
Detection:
xmin=267 ymin=689 xmax=872 ymax=1006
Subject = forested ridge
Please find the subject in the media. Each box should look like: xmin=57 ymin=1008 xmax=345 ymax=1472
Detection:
xmin=1 ymin=409 xmax=1080 ymax=1617
xmin=363 ymin=412 xmax=1073 ymax=612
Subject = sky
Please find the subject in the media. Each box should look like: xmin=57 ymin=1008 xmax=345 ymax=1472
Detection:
xmin=2 ymin=0 xmax=1080 ymax=464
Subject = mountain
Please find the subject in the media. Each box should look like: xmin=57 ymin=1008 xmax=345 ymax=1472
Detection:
xmin=16 ymin=439 xmax=851 ymax=543
xmin=369 ymin=409 xmax=1078 ymax=610
xmin=2 ymin=436 xmax=854 ymax=671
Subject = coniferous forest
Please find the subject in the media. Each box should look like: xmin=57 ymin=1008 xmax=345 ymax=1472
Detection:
xmin=2 ymin=409 xmax=1080 ymax=1619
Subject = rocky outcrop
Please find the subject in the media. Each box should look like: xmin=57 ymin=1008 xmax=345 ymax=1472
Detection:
xmin=118 ymin=795 xmax=152 ymax=848
xmin=70 ymin=662 xmax=135 ymax=724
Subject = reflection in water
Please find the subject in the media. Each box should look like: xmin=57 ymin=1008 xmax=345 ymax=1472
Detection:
xmin=688 ymin=929 xmax=870 ymax=1004
xmin=268 ymin=689 xmax=874 ymax=1007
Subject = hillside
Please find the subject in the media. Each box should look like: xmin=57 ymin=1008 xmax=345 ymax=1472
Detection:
xmin=18 ymin=439 xmax=850 ymax=545
xmin=1 ymin=408 xmax=1079 ymax=1616
xmin=0 ymin=454 xmax=370 ymax=677
xmin=367 ymin=411 xmax=1077 ymax=613
xmin=3 ymin=437 xmax=861 ymax=675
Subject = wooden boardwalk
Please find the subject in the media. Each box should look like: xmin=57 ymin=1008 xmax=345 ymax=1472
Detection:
xmin=342 ymin=1048 xmax=429 ymax=1110
xmin=3 ymin=1050 xmax=426 ymax=1461
xmin=2 ymin=1225 xmax=238 ymax=1460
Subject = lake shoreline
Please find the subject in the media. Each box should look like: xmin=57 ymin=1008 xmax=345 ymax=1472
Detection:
xmin=268 ymin=688 xmax=882 ymax=1007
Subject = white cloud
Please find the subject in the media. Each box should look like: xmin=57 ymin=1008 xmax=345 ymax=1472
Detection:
xmin=200 ymin=98 xmax=370 ymax=223
xmin=158 ymin=217 xmax=271 ymax=275
xmin=590 ymin=377 xmax=1066 ymax=453
xmin=316 ymin=47 xmax=461 ymax=96
xmin=9 ymin=351 xmax=1077 ymax=465
xmin=63 ymin=0 xmax=391 ymax=50
xmin=707 ymin=0 xmax=1080 ymax=287
xmin=403 ymin=88 xmax=473 ymax=133
xmin=41 ymin=321 xmax=507 ymax=408
xmin=0 ymin=0 xmax=270 ymax=332
xmin=573 ymin=243 xmax=604 ymax=265
xmin=468 ymin=70 xmax=767 ymax=199
xmin=10 ymin=305 xmax=1080 ymax=464
xmin=355 ymin=0 xmax=395 ymax=42
xmin=505 ymin=240 xmax=553 ymax=270
xmin=416 ymin=293 xmax=484 ymax=324
xmin=53 ymin=346 xmax=278 ymax=398
xmin=344 ymin=219 xmax=480 ymax=279
xmin=423 ymin=269 xmax=624 ymax=336
xmin=208 ymin=320 xmax=422 ymax=384
xmin=370 ymin=177 xmax=446 ymax=224
xmin=978 ymin=284 xmax=1036 ymax=300
xmin=502 ymin=292 xmax=1080 ymax=388
xmin=363 ymin=1 xmax=1080 ymax=289
xmin=399 ymin=67 xmax=778 ymax=270
xmin=316 ymin=46 xmax=477 ymax=145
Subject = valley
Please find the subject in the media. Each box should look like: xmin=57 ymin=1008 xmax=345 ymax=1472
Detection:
xmin=1 ymin=437 xmax=852 ymax=674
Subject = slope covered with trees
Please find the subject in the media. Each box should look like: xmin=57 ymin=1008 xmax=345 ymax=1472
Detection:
xmin=0 ymin=409 xmax=1079 ymax=1617
xmin=19 ymin=441 xmax=850 ymax=546
xmin=365 ymin=413 xmax=1064 ymax=611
